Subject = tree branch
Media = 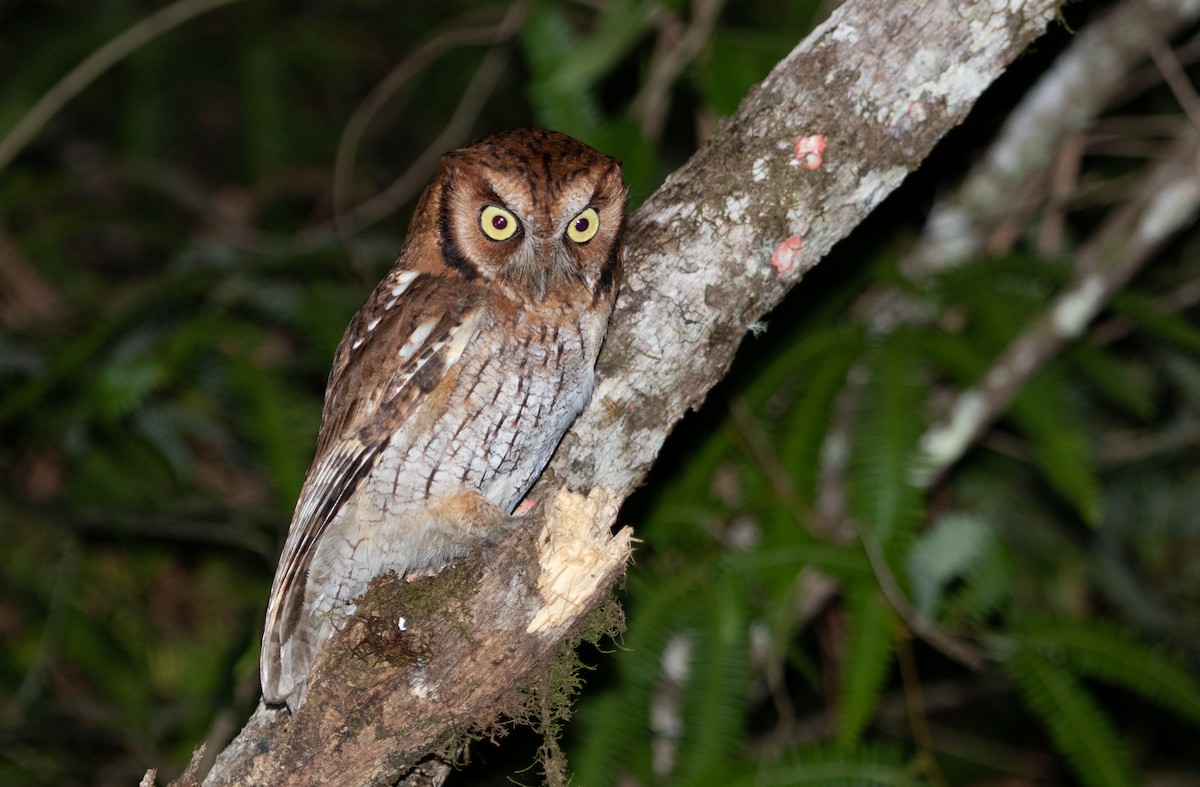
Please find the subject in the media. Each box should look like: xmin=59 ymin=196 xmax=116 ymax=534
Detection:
xmin=179 ymin=1 xmax=1062 ymax=783
xmin=916 ymin=128 xmax=1200 ymax=487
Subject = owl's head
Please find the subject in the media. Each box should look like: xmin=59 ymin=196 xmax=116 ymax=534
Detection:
xmin=407 ymin=129 xmax=627 ymax=306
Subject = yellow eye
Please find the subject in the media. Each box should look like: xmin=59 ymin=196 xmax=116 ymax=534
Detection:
xmin=480 ymin=205 xmax=518 ymax=241
xmin=566 ymin=207 xmax=599 ymax=243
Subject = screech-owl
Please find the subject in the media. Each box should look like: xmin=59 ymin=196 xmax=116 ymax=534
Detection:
xmin=260 ymin=129 xmax=627 ymax=711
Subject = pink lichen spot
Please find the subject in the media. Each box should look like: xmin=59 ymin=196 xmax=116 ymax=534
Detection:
xmin=792 ymin=134 xmax=827 ymax=170
xmin=771 ymin=236 xmax=803 ymax=275
xmin=515 ymin=499 xmax=538 ymax=516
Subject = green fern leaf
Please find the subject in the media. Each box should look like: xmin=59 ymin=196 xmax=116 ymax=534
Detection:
xmin=1006 ymin=647 xmax=1134 ymax=787
xmin=836 ymin=588 xmax=895 ymax=748
xmin=847 ymin=337 xmax=927 ymax=552
xmin=782 ymin=336 xmax=864 ymax=502
xmin=545 ymin=0 xmax=654 ymax=93
xmin=734 ymin=542 xmax=872 ymax=585
xmin=672 ymin=573 xmax=751 ymax=786
xmin=521 ymin=8 xmax=603 ymax=135
xmin=752 ymin=742 xmax=917 ymax=786
xmin=740 ymin=324 xmax=864 ymax=410
xmin=1009 ymin=365 xmax=1102 ymax=524
xmin=943 ymin=540 xmax=1013 ymax=624
xmin=1067 ymin=343 xmax=1153 ymax=421
xmin=1018 ymin=620 xmax=1200 ymax=727
xmin=570 ymin=570 xmax=701 ymax=785
xmin=1112 ymin=291 xmax=1200 ymax=353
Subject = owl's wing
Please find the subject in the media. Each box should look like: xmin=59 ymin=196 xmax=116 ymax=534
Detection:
xmin=260 ymin=271 xmax=484 ymax=707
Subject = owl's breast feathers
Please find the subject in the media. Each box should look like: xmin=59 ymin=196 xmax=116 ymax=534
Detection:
xmin=260 ymin=267 xmax=606 ymax=707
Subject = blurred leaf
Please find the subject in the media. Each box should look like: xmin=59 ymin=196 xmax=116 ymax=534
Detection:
xmin=673 ymin=571 xmax=751 ymax=787
xmin=1009 ymin=366 xmax=1102 ymax=524
xmin=748 ymin=743 xmax=917 ymax=787
xmin=545 ymin=0 xmax=654 ymax=94
xmin=1112 ymin=291 xmax=1200 ymax=353
xmin=836 ymin=588 xmax=894 ymax=749
xmin=847 ymin=336 xmax=926 ymax=551
xmin=1006 ymin=646 xmax=1133 ymax=787
xmin=1019 ymin=619 xmax=1200 ymax=727
xmin=905 ymin=512 xmax=995 ymax=621
xmin=1068 ymin=342 xmax=1153 ymax=421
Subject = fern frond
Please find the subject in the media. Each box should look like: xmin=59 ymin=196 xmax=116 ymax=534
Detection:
xmin=521 ymin=8 xmax=602 ymax=135
xmin=752 ymin=742 xmax=917 ymax=786
xmin=836 ymin=588 xmax=895 ymax=748
xmin=1067 ymin=342 xmax=1153 ymax=421
xmin=943 ymin=540 xmax=1013 ymax=624
xmin=1112 ymin=291 xmax=1200 ymax=353
xmin=781 ymin=336 xmax=864 ymax=502
xmin=545 ymin=0 xmax=653 ymax=93
xmin=740 ymin=324 xmax=864 ymax=411
xmin=1009 ymin=365 xmax=1102 ymax=524
xmin=672 ymin=571 xmax=752 ymax=787
xmin=847 ymin=336 xmax=926 ymax=553
xmin=733 ymin=542 xmax=872 ymax=586
xmin=1018 ymin=620 xmax=1200 ymax=727
xmin=1006 ymin=647 xmax=1134 ymax=787
xmin=569 ymin=570 xmax=700 ymax=785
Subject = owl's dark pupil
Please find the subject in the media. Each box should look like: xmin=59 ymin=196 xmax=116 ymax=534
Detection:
xmin=574 ymin=217 xmax=590 ymax=233
xmin=492 ymin=214 xmax=508 ymax=231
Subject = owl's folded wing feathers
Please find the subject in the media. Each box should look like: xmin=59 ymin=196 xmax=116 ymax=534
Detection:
xmin=260 ymin=272 xmax=484 ymax=706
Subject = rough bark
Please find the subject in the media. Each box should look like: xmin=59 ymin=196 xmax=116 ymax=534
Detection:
xmin=178 ymin=0 xmax=1062 ymax=783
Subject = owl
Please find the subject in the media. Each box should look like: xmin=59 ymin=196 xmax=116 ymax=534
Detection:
xmin=259 ymin=129 xmax=627 ymax=711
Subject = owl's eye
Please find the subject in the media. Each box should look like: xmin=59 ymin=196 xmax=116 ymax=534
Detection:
xmin=480 ymin=205 xmax=518 ymax=241
xmin=566 ymin=208 xmax=600 ymax=244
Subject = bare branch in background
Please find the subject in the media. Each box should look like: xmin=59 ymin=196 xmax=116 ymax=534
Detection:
xmin=917 ymin=130 xmax=1200 ymax=487
xmin=630 ymin=0 xmax=728 ymax=140
xmin=320 ymin=4 xmax=528 ymax=261
xmin=901 ymin=0 xmax=1200 ymax=281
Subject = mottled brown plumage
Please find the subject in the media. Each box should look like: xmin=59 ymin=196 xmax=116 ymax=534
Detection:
xmin=260 ymin=129 xmax=626 ymax=710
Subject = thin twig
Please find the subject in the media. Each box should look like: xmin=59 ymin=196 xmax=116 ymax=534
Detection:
xmin=0 ymin=0 xmax=244 ymax=173
xmin=729 ymin=399 xmax=843 ymax=541
xmin=630 ymin=0 xmax=727 ymax=139
xmin=858 ymin=527 xmax=985 ymax=670
xmin=1150 ymin=41 xmax=1200 ymax=133
xmin=319 ymin=4 xmax=527 ymax=260
xmin=893 ymin=624 xmax=951 ymax=787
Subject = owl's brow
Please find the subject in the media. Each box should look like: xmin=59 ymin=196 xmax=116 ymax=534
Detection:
xmin=482 ymin=185 xmax=508 ymax=209
xmin=437 ymin=174 xmax=479 ymax=279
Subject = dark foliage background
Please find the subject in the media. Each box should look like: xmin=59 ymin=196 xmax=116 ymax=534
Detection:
xmin=3 ymin=1 xmax=1200 ymax=785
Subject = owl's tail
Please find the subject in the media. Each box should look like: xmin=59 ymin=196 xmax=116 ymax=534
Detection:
xmin=261 ymin=605 xmax=329 ymax=712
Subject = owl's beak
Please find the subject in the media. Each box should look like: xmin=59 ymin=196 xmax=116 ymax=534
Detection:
xmin=533 ymin=266 xmax=548 ymax=300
